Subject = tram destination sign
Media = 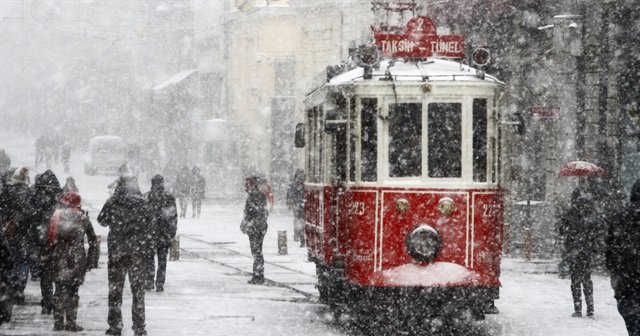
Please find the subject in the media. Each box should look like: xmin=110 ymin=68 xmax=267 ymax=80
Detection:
xmin=373 ymin=16 xmax=465 ymax=59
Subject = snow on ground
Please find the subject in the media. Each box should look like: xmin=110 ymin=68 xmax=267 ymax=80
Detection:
xmin=0 ymin=131 xmax=630 ymax=335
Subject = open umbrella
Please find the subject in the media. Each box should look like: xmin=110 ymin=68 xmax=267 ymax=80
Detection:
xmin=558 ymin=160 xmax=606 ymax=177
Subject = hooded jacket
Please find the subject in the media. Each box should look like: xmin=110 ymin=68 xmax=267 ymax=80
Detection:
xmin=27 ymin=170 xmax=62 ymax=246
xmin=145 ymin=175 xmax=178 ymax=247
xmin=606 ymin=179 xmax=640 ymax=297
xmin=97 ymin=176 xmax=152 ymax=259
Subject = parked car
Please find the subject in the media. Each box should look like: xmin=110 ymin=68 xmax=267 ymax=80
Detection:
xmin=83 ymin=136 xmax=128 ymax=175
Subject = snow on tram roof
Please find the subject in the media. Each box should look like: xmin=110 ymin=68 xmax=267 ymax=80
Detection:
xmin=328 ymin=58 xmax=502 ymax=86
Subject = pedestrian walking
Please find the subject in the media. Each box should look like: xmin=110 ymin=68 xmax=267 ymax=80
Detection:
xmin=60 ymin=142 xmax=71 ymax=174
xmin=606 ymin=179 xmax=640 ymax=336
xmin=0 ymin=233 xmax=14 ymax=325
xmin=145 ymin=175 xmax=177 ymax=292
xmin=0 ymin=149 xmax=10 ymax=176
xmin=98 ymin=176 xmax=152 ymax=336
xmin=240 ymin=175 xmax=269 ymax=284
xmin=559 ymin=191 xmax=599 ymax=317
xmin=46 ymin=191 xmax=98 ymax=331
xmin=190 ymin=166 xmax=205 ymax=218
xmin=0 ymin=166 xmax=32 ymax=305
xmin=173 ymin=166 xmax=191 ymax=218
xmin=286 ymin=169 xmax=305 ymax=247
xmin=26 ymin=169 xmax=62 ymax=314
xmin=62 ymin=176 xmax=79 ymax=194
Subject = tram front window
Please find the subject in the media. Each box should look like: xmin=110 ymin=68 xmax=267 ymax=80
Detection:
xmin=428 ymin=103 xmax=462 ymax=178
xmin=389 ymin=103 xmax=422 ymax=177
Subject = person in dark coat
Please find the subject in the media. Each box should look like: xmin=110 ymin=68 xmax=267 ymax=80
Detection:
xmin=98 ymin=176 xmax=152 ymax=336
xmin=606 ymin=179 xmax=640 ymax=336
xmin=559 ymin=192 xmax=599 ymax=317
xmin=26 ymin=169 xmax=62 ymax=314
xmin=240 ymin=176 xmax=269 ymax=284
xmin=0 ymin=233 xmax=14 ymax=325
xmin=0 ymin=166 xmax=32 ymax=305
xmin=173 ymin=166 xmax=191 ymax=218
xmin=145 ymin=175 xmax=177 ymax=292
xmin=286 ymin=169 xmax=305 ymax=247
xmin=46 ymin=192 xmax=98 ymax=331
xmin=190 ymin=166 xmax=205 ymax=218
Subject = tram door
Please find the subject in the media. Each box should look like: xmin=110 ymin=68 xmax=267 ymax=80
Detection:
xmin=325 ymin=108 xmax=348 ymax=261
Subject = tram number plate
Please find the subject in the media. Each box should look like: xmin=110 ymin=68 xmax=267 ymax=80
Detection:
xmin=348 ymin=201 xmax=366 ymax=216
xmin=482 ymin=203 xmax=501 ymax=218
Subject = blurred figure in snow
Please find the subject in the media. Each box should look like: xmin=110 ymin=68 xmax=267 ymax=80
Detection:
xmin=190 ymin=166 xmax=205 ymax=218
xmin=60 ymin=141 xmax=71 ymax=174
xmin=0 ymin=149 xmax=10 ymax=176
xmin=286 ymin=169 xmax=305 ymax=247
xmin=62 ymin=176 xmax=79 ymax=194
xmin=240 ymin=175 xmax=269 ymax=284
xmin=46 ymin=192 xmax=98 ymax=331
xmin=144 ymin=175 xmax=177 ymax=292
xmin=559 ymin=192 xmax=599 ymax=317
xmin=606 ymin=179 xmax=640 ymax=336
xmin=98 ymin=176 xmax=152 ymax=336
xmin=173 ymin=166 xmax=191 ymax=218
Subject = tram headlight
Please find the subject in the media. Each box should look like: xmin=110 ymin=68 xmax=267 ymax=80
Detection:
xmin=437 ymin=197 xmax=456 ymax=217
xmin=396 ymin=198 xmax=409 ymax=213
xmin=406 ymin=225 xmax=442 ymax=263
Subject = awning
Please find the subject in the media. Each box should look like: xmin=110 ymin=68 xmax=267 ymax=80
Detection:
xmin=152 ymin=69 xmax=197 ymax=91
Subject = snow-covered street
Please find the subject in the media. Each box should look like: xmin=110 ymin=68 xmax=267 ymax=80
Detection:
xmin=0 ymin=131 xmax=630 ymax=336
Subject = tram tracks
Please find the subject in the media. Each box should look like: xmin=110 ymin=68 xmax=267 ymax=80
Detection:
xmin=179 ymin=234 xmax=319 ymax=303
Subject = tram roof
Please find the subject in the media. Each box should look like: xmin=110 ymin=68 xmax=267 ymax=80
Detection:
xmin=328 ymin=58 xmax=503 ymax=86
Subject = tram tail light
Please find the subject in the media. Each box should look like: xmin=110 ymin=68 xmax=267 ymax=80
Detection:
xmin=406 ymin=225 xmax=442 ymax=263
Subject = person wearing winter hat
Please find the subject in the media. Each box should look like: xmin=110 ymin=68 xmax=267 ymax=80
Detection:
xmin=46 ymin=191 xmax=98 ymax=332
xmin=606 ymin=179 xmax=640 ymax=336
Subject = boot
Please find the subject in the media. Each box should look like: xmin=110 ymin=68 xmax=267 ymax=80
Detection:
xmin=65 ymin=298 xmax=83 ymax=332
xmin=53 ymin=309 xmax=65 ymax=331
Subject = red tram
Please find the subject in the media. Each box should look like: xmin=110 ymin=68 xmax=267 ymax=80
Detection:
xmin=295 ymin=1 xmax=505 ymax=322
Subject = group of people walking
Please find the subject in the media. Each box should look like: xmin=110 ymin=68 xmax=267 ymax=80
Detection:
xmin=0 ymin=164 xmax=99 ymax=330
xmin=172 ymin=166 xmax=206 ymax=219
xmin=0 ymin=153 xmax=178 ymax=336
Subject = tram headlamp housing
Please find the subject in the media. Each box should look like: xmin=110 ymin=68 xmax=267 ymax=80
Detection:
xmin=396 ymin=198 xmax=409 ymax=213
xmin=437 ymin=197 xmax=456 ymax=217
xmin=406 ymin=225 xmax=442 ymax=263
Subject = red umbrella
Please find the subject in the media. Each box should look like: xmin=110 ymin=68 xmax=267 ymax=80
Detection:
xmin=558 ymin=160 xmax=606 ymax=177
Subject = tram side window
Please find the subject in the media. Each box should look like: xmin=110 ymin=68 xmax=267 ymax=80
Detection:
xmin=473 ymin=99 xmax=488 ymax=182
xmin=361 ymin=98 xmax=377 ymax=182
xmin=308 ymin=107 xmax=323 ymax=183
xmin=428 ymin=103 xmax=462 ymax=178
xmin=349 ymin=97 xmax=357 ymax=182
xmin=389 ymin=103 xmax=422 ymax=177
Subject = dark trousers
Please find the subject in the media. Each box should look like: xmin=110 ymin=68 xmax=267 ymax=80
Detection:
xmin=617 ymin=294 xmax=640 ymax=336
xmin=570 ymin=271 xmax=594 ymax=314
xmin=107 ymin=255 xmax=146 ymax=334
xmin=248 ymin=229 xmax=266 ymax=279
xmin=53 ymin=281 xmax=80 ymax=325
xmin=40 ymin=262 xmax=54 ymax=310
xmin=147 ymin=245 xmax=169 ymax=288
